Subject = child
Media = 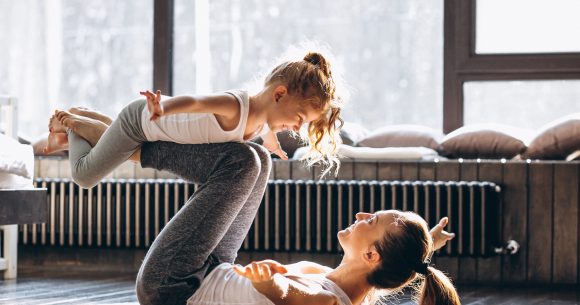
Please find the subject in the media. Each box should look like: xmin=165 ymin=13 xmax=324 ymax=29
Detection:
xmin=186 ymin=210 xmax=459 ymax=305
xmin=47 ymin=51 xmax=343 ymax=188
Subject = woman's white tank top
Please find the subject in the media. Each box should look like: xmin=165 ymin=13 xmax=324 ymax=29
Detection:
xmin=187 ymin=263 xmax=353 ymax=305
xmin=140 ymin=90 xmax=249 ymax=144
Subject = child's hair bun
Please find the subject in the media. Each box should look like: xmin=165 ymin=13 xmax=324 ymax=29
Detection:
xmin=303 ymin=52 xmax=331 ymax=77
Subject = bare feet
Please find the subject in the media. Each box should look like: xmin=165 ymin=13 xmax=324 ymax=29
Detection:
xmin=48 ymin=110 xmax=67 ymax=133
xmin=43 ymin=132 xmax=69 ymax=154
xmin=69 ymin=107 xmax=113 ymax=125
xmin=56 ymin=110 xmax=109 ymax=147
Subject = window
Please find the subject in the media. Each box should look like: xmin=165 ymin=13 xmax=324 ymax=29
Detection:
xmin=464 ymin=80 xmax=580 ymax=129
xmin=0 ymin=1 xmax=153 ymax=138
xmin=476 ymin=0 xmax=580 ymax=54
xmin=173 ymin=0 xmax=444 ymax=130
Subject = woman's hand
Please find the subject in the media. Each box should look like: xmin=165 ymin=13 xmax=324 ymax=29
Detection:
xmin=233 ymin=260 xmax=288 ymax=285
xmin=140 ymin=89 xmax=163 ymax=121
xmin=430 ymin=217 xmax=456 ymax=251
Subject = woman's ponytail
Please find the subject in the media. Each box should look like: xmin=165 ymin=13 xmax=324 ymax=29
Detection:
xmin=419 ymin=266 xmax=461 ymax=305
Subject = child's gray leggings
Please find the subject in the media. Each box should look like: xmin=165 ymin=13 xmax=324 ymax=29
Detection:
xmin=67 ymin=99 xmax=147 ymax=189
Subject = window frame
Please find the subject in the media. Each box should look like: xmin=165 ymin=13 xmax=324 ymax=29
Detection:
xmin=443 ymin=0 xmax=580 ymax=133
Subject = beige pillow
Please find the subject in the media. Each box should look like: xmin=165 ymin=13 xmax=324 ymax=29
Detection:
xmin=356 ymin=125 xmax=443 ymax=150
xmin=440 ymin=124 xmax=529 ymax=159
xmin=340 ymin=122 xmax=369 ymax=146
xmin=523 ymin=114 xmax=580 ymax=160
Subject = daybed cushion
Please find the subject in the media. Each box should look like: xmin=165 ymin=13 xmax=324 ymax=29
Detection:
xmin=356 ymin=125 xmax=443 ymax=150
xmin=522 ymin=113 xmax=580 ymax=160
xmin=292 ymin=145 xmax=440 ymax=161
xmin=440 ymin=124 xmax=529 ymax=159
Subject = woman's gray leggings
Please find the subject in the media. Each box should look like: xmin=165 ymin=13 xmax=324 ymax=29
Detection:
xmin=135 ymin=140 xmax=271 ymax=305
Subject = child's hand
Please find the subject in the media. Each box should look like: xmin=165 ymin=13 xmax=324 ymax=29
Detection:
xmin=262 ymin=132 xmax=288 ymax=160
xmin=140 ymin=89 xmax=163 ymax=121
xmin=430 ymin=217 xmax=456 ymax=251
xmin=233 ymin=260 xmax=288 ymax=284
xmin=268 ymin=145 xmax=288 ymax=160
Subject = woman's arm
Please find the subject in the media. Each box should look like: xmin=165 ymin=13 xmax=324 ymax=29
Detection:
xmin=235 ymin=262 xmax=338 ymax=305
xmin=140 ymin=90 xmax=239 ymax=121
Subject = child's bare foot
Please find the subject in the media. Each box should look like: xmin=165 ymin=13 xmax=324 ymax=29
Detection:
xmin=69 ymin=106 xmax=113 ymax=125
xmin=48 ymin=110 xmax=67 ymax=133
xmin=57 ymin=111 xmax=109 ymax=147
xmin=43 ymin=132 xmax=69 ymax=154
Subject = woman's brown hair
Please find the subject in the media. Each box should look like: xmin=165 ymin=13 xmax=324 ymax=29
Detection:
xmin=264 ymin=51 xmax=344 ymax=177
xmin=367 ymin=211 xmax=461 ymax=305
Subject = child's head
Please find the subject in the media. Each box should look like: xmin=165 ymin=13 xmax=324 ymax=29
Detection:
xmin=264 ymin=51 xmax=344 ymax=176
xmin=337 ymin=210 xmax=461 ymax=305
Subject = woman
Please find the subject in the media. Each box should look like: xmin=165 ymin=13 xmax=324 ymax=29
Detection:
xmin=191 ymin=211 xmax=459 ymax=305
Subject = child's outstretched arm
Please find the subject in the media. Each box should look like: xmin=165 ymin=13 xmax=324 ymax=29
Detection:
xmin=262 ymin=130 xmax=288 ymax=160
xmin=140 ymin=89 xmax=240 ymax=122
xmin=234 ymin=261 xmax=337 ymax=305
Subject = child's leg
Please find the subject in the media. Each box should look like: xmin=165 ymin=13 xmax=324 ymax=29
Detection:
xmin=135 ymin=141 xmax=263 ymax=305
xmin=209 ymin=142 xmax=271 ymax=263
xmin=66 ymin=99 xmax=147 ymax=188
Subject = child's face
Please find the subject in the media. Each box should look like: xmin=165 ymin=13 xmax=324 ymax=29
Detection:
xmin=267 ymin=95 xmax=323 ymax=133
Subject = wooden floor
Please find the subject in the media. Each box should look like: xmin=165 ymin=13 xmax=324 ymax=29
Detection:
xmin=1 ymin=268 xmax=579 ymax=305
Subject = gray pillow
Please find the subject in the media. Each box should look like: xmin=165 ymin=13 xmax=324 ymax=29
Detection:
xmin=440 ymin=124 xmax=529 ymax=159
xmin=522 ymin=114 xmax=580 ymax=160
xmin=357 ymin=125 xmax=443 ymax=150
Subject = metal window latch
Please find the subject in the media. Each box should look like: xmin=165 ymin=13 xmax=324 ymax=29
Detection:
xmin=494 ymin=240 xmax=520 ymax=255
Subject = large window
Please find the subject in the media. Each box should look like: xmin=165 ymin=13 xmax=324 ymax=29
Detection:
xmin=173 ymin=0 xmax=444 ymax=130
xmin=0 ymin=1 xmax=153 ymax=138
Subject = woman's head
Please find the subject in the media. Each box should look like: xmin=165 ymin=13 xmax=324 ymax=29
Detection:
xmin=264 ymin=51 xmax=344 ymax=176
xmin=337 ymin=210 xmax=461 ymax=305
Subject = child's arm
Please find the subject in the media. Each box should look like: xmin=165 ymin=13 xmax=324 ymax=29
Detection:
xmin=234 ymin=261 xmax=338 ymax=305
xmin=262 ymin=130 xmax=288 ymax=160
xmin=140 ymin=90 xmax=239 ymax=121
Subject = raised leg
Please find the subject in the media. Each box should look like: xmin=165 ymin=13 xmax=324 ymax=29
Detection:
xmin=135 ymin=141 xmax=264 ymax=305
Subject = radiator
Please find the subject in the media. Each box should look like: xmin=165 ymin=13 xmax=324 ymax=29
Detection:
xmin=24 ymin=178 xmax=501 ymax=256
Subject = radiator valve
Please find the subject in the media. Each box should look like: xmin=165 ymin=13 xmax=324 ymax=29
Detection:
xmin=494 ymin=240 xmax=520 ymax=255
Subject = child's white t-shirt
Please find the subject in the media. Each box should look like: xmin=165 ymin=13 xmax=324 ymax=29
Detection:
xmin=141 ymin=90 xmax=260 ymax=144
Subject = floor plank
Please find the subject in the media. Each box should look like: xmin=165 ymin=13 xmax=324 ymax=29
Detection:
xmin=1 ymin=267 xmax=579 ymax=304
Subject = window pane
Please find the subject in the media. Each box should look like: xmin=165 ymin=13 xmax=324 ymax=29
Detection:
xmin=464 ymin=80 xmax=580 ymax=129
xmin=476 ymin=0 xmax=580 ymax=54
xmin=0 ymin=1 xmax=153 ymax=138
xmin=174 ymin=0 xmax=443 ymax=130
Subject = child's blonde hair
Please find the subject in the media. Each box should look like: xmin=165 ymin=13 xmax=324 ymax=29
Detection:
xmin=264 ymin=51 xmax=344 ymax=177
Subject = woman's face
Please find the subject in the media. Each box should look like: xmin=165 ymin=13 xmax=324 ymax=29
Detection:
xmin=337 ymin=210 xmax=400 ymax=255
